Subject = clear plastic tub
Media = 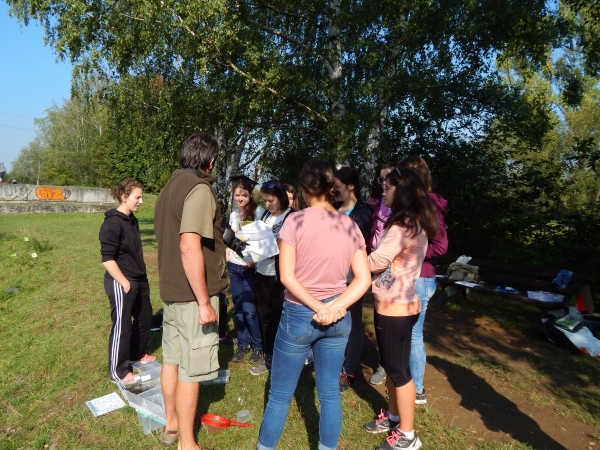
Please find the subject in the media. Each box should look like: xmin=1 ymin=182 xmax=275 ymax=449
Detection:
xmin=132 ymin=360 xmax=162 ymax=374
xmin=119 ymin=364 xmax=162 ymax=394
xmin=200 ymin=369 xmax=231 ymax=385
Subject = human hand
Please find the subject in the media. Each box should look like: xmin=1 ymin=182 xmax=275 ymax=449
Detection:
xmin=246 ymin=260 xmax=255 ymax=268
xmin=312 ymin=305 xmax=347 ymax=326
xmin=123 ymin=281 xmax=131 ymax=294
xmin=198 ymin=303 xmax=218 ymax=325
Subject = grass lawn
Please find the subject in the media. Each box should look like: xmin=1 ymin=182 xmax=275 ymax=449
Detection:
xmin=1 ymin=198 xmax=598 ymax=449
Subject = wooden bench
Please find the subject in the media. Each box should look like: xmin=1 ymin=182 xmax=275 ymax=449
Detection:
xmin=436 ymin=259 xmax=579 ymax=316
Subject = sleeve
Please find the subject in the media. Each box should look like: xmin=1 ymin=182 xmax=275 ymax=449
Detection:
xmin=180 ymin=184 xmax=216 ymax=239
xmin=426 ymin=207 xmax=448 ymax=258
xmin=254 ymin=206 xmax=265 ymax=221
xmin=350 ymin=220 xmax=367 ymax=251
xmin=279 ymin=215 xmax=296 ymax=248
xmin=368 ymin=226 xmax=408 ymax=274
xmin=99 ymin=218 xmax=121 ymax=262
xmin=353 ymin=206 xmax=373 ymax=243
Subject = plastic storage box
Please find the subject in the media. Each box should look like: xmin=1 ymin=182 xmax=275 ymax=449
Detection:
xmin=200 ymin=369 xmax=231 ymax=385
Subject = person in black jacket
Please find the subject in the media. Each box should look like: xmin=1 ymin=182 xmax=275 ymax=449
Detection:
xmin=99 ymin=179 xmax=154 ymax=383
xmin=333 ymin=167 xmax=373 ymax=391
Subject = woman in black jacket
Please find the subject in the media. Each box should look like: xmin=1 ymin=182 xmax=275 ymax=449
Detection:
xmin=99 ymin=179 xmax=154 ymax=383
xmin=334 ymin=167 xmax=373 ymax=391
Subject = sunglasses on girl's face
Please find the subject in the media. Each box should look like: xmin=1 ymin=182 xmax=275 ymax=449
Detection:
xmin=378 ymin=168 xmax=401 ymax=184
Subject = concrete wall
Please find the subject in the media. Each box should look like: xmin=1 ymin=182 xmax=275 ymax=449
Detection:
xmin=0 ymin=201 xmax=113 ymax=214
xmin=0 ymin=184 xmax=114 ymax=214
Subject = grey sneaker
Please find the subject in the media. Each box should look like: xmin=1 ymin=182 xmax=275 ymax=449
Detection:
xmin=363 ymin=409 xmax=399 ymax=434
xmin=248 ymin=349 xmax=263 ymax=365
xmin=375 ymin=430 xmax=422 ymax=449
xmin=415 ymin=388 xmax=427 ymax=405
xmin=369 ymin=365 xmax=387 ymax=385
xmin=249 ymin=359 xmax=270 ymax=376
xmin=231 ymin=346 xmax=251 ymax=363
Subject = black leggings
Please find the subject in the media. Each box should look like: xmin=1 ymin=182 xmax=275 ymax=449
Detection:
xmin=374 ymin=311 xmax=419 ymax=387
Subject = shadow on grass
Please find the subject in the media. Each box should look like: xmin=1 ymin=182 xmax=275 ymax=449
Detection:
xmin=434 ymin=290 xmax=600 ymax=427
xmin=429 ymin=356 xmax=568 ymax=450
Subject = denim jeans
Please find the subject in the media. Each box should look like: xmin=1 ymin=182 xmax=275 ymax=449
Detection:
xmin=342 ymin=297 xmax=364 ymax=376
xmin=257 ymin=296 xmax=351 ymax=450
xmin=228 ymin=262 xmax=262 ymax=349
xmin=410 ymin=277 xmax=437 ymax=393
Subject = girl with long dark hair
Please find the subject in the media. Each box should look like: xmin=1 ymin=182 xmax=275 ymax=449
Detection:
xmin=333 ymin=167 xmax=373 ymax=391
xmin=257 ymin=160 xmax=371 ymax=450
xmin=399 ymin=157 xmax=448 ymax=405
xmin=362 ymin=167 xmax=438 ymax=450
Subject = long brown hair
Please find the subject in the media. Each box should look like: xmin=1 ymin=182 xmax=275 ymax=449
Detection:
xmin=385 ymin=167 xmax=438 ymax=239
xmin=399 ymin=156 xmax=433 ymax=193
xmin=232 ymin=177 xmax=259 ymax=220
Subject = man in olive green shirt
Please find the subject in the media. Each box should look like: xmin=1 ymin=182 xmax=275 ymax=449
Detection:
xmin=155 ymin=133 xmax=228 ymax=450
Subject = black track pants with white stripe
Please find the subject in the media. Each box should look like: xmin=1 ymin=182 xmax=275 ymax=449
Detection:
xmin=104 ymin=278 xmax=153 ymax=381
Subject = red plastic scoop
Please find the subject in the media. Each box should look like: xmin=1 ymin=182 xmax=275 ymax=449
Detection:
xmin=201 ymin=414 xmax=254 ymax=432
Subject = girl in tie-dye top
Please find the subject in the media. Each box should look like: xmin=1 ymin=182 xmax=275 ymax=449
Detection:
xmin=363 ymin=167 xmax=439 ymax=450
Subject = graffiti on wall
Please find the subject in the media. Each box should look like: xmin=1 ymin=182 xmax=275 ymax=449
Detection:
xmin=1 ymin=184 xmax=35 ymax=201
xmin=35 ymin=186 xmax=71 ymax=201
xmin=0 ymin=203 xmax=112 ymax=214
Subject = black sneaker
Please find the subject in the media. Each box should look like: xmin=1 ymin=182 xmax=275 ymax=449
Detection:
xmin=415 ymin=388 xmax=427 ymax=405
xmin=248 ymin=349 xmax=263 ymax=365
xmin=339 ymin=373 xmax=355 ymax=392
xmin=375 ymin=430 xmax=422 ymax=449
xmin=363 ymin=409 xmax=399 ymax=434
xmin=231 ymin=346 xmax=251 ymax=363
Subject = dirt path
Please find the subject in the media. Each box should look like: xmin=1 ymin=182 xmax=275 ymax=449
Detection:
xmin=362 ymin=304 xmax=599 ymax=449
xmin=144 ymin=249 xmax=598 ymax=449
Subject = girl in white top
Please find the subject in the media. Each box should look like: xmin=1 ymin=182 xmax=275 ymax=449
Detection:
xmin=227 ymin=176 xmax=265 ymax=365
xmin=249 ymin=180 xmax=293 ymax=375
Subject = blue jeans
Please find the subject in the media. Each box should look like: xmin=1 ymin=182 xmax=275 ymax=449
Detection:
xmin=410 ymin=277 xmax=437 ymax=393
xmin=257 ymin=296 xmax=351 ymax=450
xmin=228 ymin=262 xmax=262 ymax=350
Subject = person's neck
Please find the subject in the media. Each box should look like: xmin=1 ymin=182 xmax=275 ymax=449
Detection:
xmin=339 ymin=196 xmax=357 ymax=212
xmin=270 ymin=207 xmax=285 ymax=217
xmin=308 ymin=195 xmax=335 ymax=211
xmin=117 ymin=205 xmax=131 ymax=216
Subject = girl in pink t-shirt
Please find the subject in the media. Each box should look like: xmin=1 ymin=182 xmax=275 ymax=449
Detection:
xmin=257 ymin=160 xmax=371 ymax=450
xmin=363 ymin=167 xmax=439 ymax=450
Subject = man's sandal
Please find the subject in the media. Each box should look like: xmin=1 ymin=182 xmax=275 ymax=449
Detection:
xmin=161 ymin=429 xmax=179 ymax=447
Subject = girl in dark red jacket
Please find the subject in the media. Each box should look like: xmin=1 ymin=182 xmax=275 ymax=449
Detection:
xmin=99 ymin=179 xmax=154 ymax=383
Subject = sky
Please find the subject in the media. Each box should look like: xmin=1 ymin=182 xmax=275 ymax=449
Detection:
xmin=0 ymin=1 xmax=72 ymax=173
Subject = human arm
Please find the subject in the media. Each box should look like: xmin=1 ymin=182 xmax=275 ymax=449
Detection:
xmin=180 ymin=232 xmax=217 ymax=324
xmin=99 ymin=217 xmax=130 ymax=292
xmin=368 ymin=226 xmax=402 ymax=274
xmin=426 ymin=208 xmax=448 ymax=258
xmin=102 ymin=260 xmax=131 ymax=293
xmin=352 ymin=204 xmax=373 ymax=244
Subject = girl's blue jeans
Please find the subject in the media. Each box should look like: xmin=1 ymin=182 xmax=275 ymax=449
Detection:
xmin=410 ymin=276 xmax=437 ymax=393
xmin=257 ymin=295 xmax=351 ymax=450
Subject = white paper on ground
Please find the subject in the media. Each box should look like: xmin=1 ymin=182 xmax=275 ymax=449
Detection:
xmin=456 ymin=255 xmax=472 ymax=264
xmin=86 ymin=392 xmax=126 ymax=417
xmin=555 ymin=326 xmax=600 ymax=357
xmin=237 ymin=221 xmax=279 ymax=262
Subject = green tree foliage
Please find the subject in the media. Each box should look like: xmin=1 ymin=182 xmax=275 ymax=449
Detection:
xmin=10 ymin=94 xmax=108 ymax=186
